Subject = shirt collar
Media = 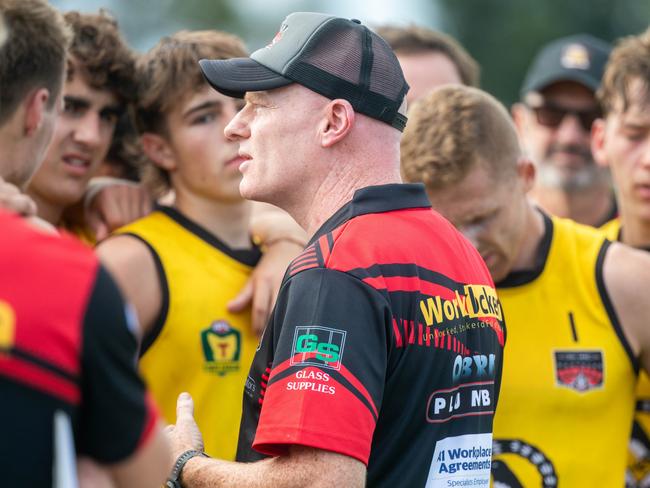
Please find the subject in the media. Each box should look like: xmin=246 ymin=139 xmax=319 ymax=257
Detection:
xmin=309 ymin=183 xmax=431 ymax=245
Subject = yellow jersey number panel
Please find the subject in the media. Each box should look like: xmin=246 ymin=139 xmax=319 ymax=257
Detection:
xmin=117 ymin=207 xmax=261 ymax=460
xmin=493 ymin=213 xmax=637 ymax=487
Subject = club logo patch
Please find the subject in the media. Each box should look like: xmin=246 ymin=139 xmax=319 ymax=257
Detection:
xmin=553 ymin=350 xmax=603 ymax=392
xmin=290 ymin=325 xmax=346 ymax=370
xmin=561 ymin=43 xmax=590 ymax=70
xmin=201 ymin=320 xmax=241 ymax=376
xmin=266 ymin=22 xmax=288 ymax=49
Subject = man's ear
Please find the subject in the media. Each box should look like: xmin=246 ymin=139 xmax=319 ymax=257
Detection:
xmin=516 ymin=156 xmax=536 ymax=193
xmin=24 ymin=88 xmax=50 ymax=137
xmin=140 ymin=132 xmax=176 ymax=171
xmin=511 ymin=102 xmax=528 ymax=138
xmin=320 ymin=99 xmax=355 ymax=148
xmin=591 ymin=118 xmax=609 ymax=168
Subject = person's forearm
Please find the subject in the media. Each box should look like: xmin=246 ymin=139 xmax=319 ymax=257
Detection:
xmin=250 ymin=202 xmax=307 ymax=249
xmin=180 ymin=447 xmax=364 ymax=488
xmin=181 ymin=456 xmax=302 ymax=488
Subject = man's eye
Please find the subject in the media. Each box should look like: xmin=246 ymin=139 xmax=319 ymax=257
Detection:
xmin=63 ymin=102 xmax=83 ymax=115
xmin=624 ymin=130 xmax=646 ymax=142
xmin=193 ymin=113 xmax=217 ymax=124
xmin=101 ymin=112 xmax=119 ymax=124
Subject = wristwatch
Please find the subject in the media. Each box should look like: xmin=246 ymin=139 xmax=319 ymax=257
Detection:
xmin=166 ymin=449 xmax=208 ymax=488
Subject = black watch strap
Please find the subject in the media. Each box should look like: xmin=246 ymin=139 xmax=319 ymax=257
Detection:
xmin=166 ymin=449 xmax=208 ymax=488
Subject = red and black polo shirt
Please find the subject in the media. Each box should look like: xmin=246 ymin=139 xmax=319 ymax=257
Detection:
xmin=237 ymin=184 xmax=506 ymax=487
xmin=0 ymin=210 xmax=158 ymax=486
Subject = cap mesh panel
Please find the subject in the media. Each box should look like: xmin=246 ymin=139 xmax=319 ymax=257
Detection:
xmin=283 ymin=18 xmax=408 ymax=130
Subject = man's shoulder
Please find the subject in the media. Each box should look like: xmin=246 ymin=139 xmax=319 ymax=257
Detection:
xmin=0 ymin=210 xmax=97 ymax=272
xmin=285 ymin=207 xmax=480 ymax=281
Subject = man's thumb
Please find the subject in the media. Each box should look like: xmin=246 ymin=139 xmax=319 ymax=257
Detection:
xmin=176 ymin=392 xmax=194 ymax=423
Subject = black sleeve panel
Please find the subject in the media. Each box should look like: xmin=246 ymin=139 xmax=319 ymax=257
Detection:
xmin=77 ymin=265 xmax=153 ymax=463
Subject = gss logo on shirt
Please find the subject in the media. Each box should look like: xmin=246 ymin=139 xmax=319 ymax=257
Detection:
xmin=290 ymin=325 xmax=346 ymax=370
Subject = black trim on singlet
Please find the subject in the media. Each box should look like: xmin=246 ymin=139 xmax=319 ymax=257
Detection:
xmin=267 ymin=365 xmax=379 ymax=422
xmin=2 ymin=346 xmax=80 ymax=385
xmin=616 ymin=225 xmax=650 ymax=252
xmin=158 ymin=206 xmax=262 ymax=267
xmin=308 ymin=184 xmax=431 ymax=245
xmin=119 ymin=232 xmax=170 ymax=357
xmin=595 ymin=195 xmax=618 ymax=228
xmin=346 ymin=263 xmax=466 ymax=293
xmin=496 ymin=210 xmax=554 ymax=288
xmin=595 ymin=239 xmax=639 ymax=374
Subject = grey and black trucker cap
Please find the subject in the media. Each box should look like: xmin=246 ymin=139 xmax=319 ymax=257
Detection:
xmin=520 ymin=34 xmax=611 ymax=98
xmin=199 ymin=12 xmax=410 ymax=131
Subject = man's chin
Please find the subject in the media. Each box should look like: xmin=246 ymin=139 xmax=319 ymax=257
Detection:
xmin=537 ymin=162 xmax=604 ymax=190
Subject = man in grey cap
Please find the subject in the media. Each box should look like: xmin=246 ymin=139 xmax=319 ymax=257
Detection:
xmin=512 ymin=34 xmax=614 ymax=227
xmin=164 ymin=11 xmax=505 ymax=488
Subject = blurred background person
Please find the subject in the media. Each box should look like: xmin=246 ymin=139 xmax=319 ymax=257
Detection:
xmin=24 ymin=10 xmax=149 ymax=243
xmin=375 ymin=24 xmax=478 ymax=104
xmin=591 ymin=27 xmax=650 ymax=487
xmin=0 ymin=1 xmax=170 ymax=486
xmin=512 ymin=34 xmax=615 ymax=227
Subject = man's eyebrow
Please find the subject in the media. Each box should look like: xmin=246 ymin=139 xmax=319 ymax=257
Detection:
xmin=63 ymin=95 xmax=90 ymax=109
xmin=183 ymin=100 xmax=223 ymax=118
xmin=244 ymin=91 xmax=270 ymax=104
xmin=100 ymin=104 xmax=123 ymax=117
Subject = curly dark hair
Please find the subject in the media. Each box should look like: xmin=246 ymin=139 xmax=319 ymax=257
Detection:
xmin=64 ymin=10 xmax=136 ymax=105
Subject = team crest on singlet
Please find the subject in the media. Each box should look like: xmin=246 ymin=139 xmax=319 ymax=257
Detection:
xmin=553 ymin=350 xmax=604 ymax=392
xmin=201 ymin=320 xmax=241 ymax=376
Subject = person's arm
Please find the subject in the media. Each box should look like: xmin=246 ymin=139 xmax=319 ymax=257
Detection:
xmin=78 ymin=265 xmax=170 ymax=487
xmin=168 ymin=267 xmax=388 ymax=487
xmin=0 ymin=176 xmax=37 ymax=215
xmin=168 ymin=393 xmax=365 ymax=488
xmin=95 ymin=234 xmax=163 ymax=338
xmin=228 ymin=202 xmax=307 ymax=335
xmin=603 ymin=241 xmax=650 ymax=373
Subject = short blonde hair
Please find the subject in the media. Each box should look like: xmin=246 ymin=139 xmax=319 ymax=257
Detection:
xmin=598 ymin=27 xmax=650 ymax=116
xmin=401 ymin=85 xmax=520 ymax=189
xmin=136 ymin=30 xmax=247 ymax=195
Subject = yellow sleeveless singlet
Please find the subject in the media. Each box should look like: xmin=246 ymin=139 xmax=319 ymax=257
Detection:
xmin=492 ymin=213 xmax=637 ymax=487
xmin=117 ymin=206 xmax=260 ymax=459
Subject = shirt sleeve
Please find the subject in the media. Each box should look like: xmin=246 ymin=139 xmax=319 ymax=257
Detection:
xmin=253 ymin=267 xmax=389 ymax=465
xmin=76 ymin=265 xmax=158 ymax=463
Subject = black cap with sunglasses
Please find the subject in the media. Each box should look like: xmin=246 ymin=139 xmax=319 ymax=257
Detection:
xmin=520 ymin=34 xmax=611 ymax=132
xmin=520 ymin=34 xmax=612 ymax=99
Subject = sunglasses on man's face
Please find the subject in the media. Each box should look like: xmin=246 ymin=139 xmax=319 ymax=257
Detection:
xmin=527 ymin=102 xmax=601 ymax=132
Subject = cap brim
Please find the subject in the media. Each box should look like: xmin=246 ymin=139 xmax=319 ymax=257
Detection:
xmin=522 ymin=69 xmax=599 ymax=98
xmin=199 ymin=57 xmax=293 ymax=99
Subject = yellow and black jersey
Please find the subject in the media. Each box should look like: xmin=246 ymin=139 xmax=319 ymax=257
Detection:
xmin=116 ymin=206 xmax=261 ymax=460
xmin=492 ymin=212 xmax=637 ymax=487
xmin=600 ymin=217 xmax=650 ymax=487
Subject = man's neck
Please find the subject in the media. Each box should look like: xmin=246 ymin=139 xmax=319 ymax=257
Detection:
xmin=28 ymin=190 xmax=65 ymax=226
xmin=510 ymin=202 xmax=547 ymax=273
xmin=292 ymin=167 xmax=401 ymax=237
xmin=530 ymin=183 xmax=614 ymax=227
xmin=174 ymin=191 xmax=253 ymax=249
xmin=619 ymin=211 xmax=650 ymax=248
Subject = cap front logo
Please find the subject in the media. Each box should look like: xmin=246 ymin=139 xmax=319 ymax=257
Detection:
xmin=561 ymin=44 xmax=590 ymax=70
xmin=267 ymin=22 xmax=288 ymax=49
